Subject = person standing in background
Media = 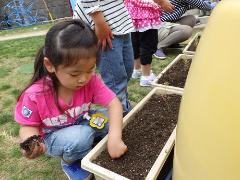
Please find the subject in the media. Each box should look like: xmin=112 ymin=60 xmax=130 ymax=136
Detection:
xmin=127 ymin=0 xmax=174 ymax=86
xmin=15 ymin=20 xmax=127 ymax=180
xmin=73 ymin=0 xmax=135 ymax=116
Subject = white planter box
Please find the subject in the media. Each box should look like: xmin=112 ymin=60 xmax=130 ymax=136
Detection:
xmin=198 ymin=15 xmax=209 ymax=24
xmin=199 ymin=10 xmax=211 ymax=16
xmin=183 ymin=32 xmax=201 ymax=55
xmin=193 ymin=15 xmax=209 ymax=30
xmin=81 ymin=87 xmax=182 ymax=180
xmin=151 ymin=54 xmax=193 ymax=92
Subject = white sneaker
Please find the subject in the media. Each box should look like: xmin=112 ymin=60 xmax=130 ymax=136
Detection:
xmin=149 ymin=72 xmax=156 ymax=81
xmin=140 ymin=75 xmax=156 ymax=87
xmin=132 ymin=69 xmax=142 ymax=79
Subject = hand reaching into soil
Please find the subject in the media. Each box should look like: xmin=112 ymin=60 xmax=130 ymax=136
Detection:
xmin=107 ymin=139 xmax=128 ymax=159
xmin=20 ymin=135 xmax=46 ymax=159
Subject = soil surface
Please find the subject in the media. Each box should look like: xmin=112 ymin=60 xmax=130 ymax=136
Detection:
xmin=157 ymin=58 xmax=192 ymax=88
xmin=94 ymin=94 xmax=181 ymax=179
xmin=188 ymin=35 xmax=201 ymax=52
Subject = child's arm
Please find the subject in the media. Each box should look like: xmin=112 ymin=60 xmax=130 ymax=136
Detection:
xmin=154 ymin=0 xmax=175 ymax=12
xmin=19 ymin=125 xmax=46 ymax=159
xmin=183 ymin=0 xmax=214 ymax=11
xmin=89 ymin=11 xmax=114 ymax=51
xmin=106 ymin=97 xmax=127 ymax=159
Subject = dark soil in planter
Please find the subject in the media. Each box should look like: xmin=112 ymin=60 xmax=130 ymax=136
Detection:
xmin=157 ymin=58 xmax=192 ymax=88
xmin=94 ymin=94 xmax=181 ymax=179
xmin=188 ymin=35 xmax=201 ymax=52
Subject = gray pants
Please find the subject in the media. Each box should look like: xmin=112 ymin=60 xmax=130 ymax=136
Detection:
xmin=157 ymin=15 xmax=196 ymax=49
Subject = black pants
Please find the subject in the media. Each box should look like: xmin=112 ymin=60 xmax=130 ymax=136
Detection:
xmin=131 ymin=29 xmax=158 ymax=65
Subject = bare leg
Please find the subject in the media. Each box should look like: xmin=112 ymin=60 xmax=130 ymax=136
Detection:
xmin=134 ymin=58 xmax=141 ymax=70
xmin=141 ymin=64 xmax=151 ymax=76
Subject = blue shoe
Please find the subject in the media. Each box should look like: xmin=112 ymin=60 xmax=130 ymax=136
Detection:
xmin=153 ymin=48 xmax=166 ymax=59
xmin=61 ymin=160 xmax=92 ymax=180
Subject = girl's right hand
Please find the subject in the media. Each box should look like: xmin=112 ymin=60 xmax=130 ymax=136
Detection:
xmin=107 ymin=138 xmax=128 ymax=159
xmin=22 ymin=141 xmax=46 ymax=159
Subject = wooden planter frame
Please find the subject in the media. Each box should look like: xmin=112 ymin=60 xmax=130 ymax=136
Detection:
xmin=81 ymin=87 xmax=183 ymax=180
xmin=151 ymin=54 xmax=193 ymax=92
xmin=183 ymin=32 xmax=201 ymax=55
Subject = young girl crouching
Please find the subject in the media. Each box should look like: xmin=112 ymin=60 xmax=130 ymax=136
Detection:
xmin=15 ymin=19 xmax=127 ymax=180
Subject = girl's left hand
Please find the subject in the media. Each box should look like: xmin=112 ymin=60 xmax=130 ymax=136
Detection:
xmin=22 ymin=141 xmax=46 ymax=159
xmin=107 ymin=138 xmax=128 ymax=159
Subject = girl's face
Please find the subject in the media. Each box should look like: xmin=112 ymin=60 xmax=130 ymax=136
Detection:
xmin=54 ymin=57 xmax=96 ymax=92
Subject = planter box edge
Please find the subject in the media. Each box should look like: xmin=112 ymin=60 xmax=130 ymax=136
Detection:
xmin=82 ymin=87 xmax=182 ymax=180
xmin=182 ymin=32 xmax=201 ymax=55
xmin=152 ymin=54 xmax=193 ymax=92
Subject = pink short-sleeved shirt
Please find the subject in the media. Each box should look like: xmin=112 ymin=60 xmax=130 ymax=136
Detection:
xmin=15 ymin=74 xmax=115 ymax=137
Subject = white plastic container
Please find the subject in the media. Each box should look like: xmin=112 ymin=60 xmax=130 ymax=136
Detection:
xmin=81 ymin=87 xmax=182 ymax=180
xmin=151 ymin=54 xmax=193 ymax=92
xmin=183 ymin=32 xmax=201 ymax=55
xmin=198 ymin=16 xmax=209 ymax=24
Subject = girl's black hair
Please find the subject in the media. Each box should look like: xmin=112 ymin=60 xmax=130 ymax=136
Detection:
xmin=18 ymin=19 xmax=99 ymax=112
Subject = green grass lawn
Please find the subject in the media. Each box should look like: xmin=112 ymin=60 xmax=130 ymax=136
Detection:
xmin=0 ymin=33 xmax=182 ymax=179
